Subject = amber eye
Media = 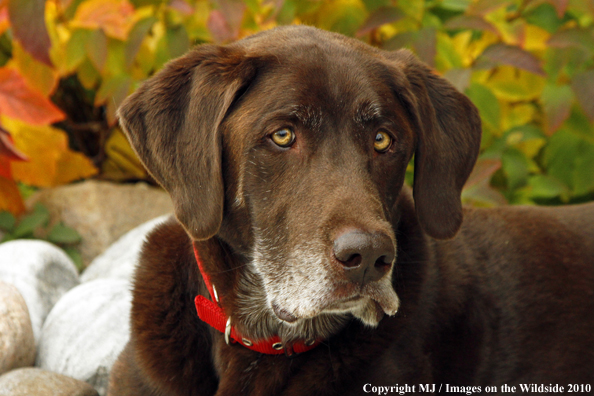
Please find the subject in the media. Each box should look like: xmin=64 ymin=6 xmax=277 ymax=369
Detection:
xmin=374 ymin=130 xmax=392 ymax=152
xmin=271 ymin=128 xmax=295 ymax=148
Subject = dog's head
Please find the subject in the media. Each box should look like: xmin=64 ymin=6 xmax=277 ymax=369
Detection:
xmin=118 ymin=26 xmax=480 ymax=338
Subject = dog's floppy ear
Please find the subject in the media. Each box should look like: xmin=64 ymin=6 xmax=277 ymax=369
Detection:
xmin=386 ymin=50 xmax=481 ymax=239
xmin=118 ymin=45 xmax=254 ymax=240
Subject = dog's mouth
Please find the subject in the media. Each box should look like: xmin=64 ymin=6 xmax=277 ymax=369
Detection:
xmin=269 ymin=279 xmax=400 ymax=327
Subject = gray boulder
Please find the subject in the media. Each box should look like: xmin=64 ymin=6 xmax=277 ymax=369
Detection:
xmin=0 ymin=367 xmax=98 ymax=396
xmin=36 ymin=279 xmax=132 ymax=396
xmin=0 ymin=240 xmax=79 ymax=343
xmin=81 ymin=215 xmax=170 ymax=284
xmin=0 ymin=281 xmax=35 ymax=375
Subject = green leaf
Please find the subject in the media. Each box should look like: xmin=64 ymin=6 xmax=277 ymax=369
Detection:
xmin=543 ymin=129 xmax=581 ymax=189
xmin=47 ymin=222 xmax=82 ymax=244
xmin=440 ymin=0 xmax=471 ymax=12
xmin=166 ymin=25 xmax=190 ymax=60
xmin=571 ymin=70 xmax=594 ymax=122
xmin=62 ymin=246 xmax=84 ymax=272
xmin=525 ymin=3 xmax=565 ymax=34
xmin=86 ymin=28 xmax=108 ymax=72
xmin=0 ymin=211 xmax=16 ymax=231
xmin=125 ymin=17 xmax=157 ymax=69
xmin=541 ymin=84 xmax=574 ymax=135
xmin=502 ymin=148 xmax=529 ymax=190
xmin=13 ymin=203 xmax=50 ymax=238
xmin=66 ymin=29 xmax=92 ymax=72
xmin=465 ymin=83 xmax=500 ymax=132
xmin=528 ymin=174 xmax=569 ymax=199
xmin=573 ymin=142 xmax=594 ymax=196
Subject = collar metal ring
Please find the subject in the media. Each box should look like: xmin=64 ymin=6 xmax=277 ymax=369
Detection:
xmin=225 ymin=317 xmax=232 ymax=345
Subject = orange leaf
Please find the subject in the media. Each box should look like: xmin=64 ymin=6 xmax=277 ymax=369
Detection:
xmin=11 ymin=41 xmax=59 ymax=97
xmin=0 ymin=176 xmax=25 ymax=215
xmin=0 ymin=7 xmax=9 ymax=36
xmin=3 ymin=118 xmax=97 ymax=187
xmin=0 ymin=68 xmax=65 ymax=125
xmin=71 ymin=0 xmax=135 ymax=40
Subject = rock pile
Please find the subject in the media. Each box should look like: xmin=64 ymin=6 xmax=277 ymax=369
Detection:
xmin=0 ymin=215 xmax=170 ymax=396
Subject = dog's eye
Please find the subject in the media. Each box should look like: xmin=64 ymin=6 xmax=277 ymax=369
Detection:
xmin=271 ymin=128 xmax=295 ymax=148
xmin=374 ymin=131 xmax=392 ymax=153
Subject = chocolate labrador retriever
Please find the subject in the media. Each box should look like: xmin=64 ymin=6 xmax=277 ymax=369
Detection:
xmin=108 ymin=25 xmax=594 ymax=395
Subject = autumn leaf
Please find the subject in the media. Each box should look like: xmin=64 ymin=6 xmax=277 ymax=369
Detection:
xmin=2 ymin=117 xmax=97 ymax=187
xmin=0 ymin=176 xmax=25 ymax=214
xmin=0 ymin=68 xmax=65 ymax=125
xmin=0 ymin=6 xmax=9 ymax=36
xmin=7 ymin=0 xmax=53 ymax=66
xmin=10 ymin=42 xmax=59 ymax=97
xmin=0 ymin=126 xmax=28 ymax=179
xmin=356 ymin=6 xmax=404 ymax=37
xmin=541 ymin=84 xmax=574 ymax=135
xmin=444 ymin=15 xmax=499 ymax=35
xmin=478 ymin=43 xmax=545 ymax=75
xmin=571 ymin=70 xmax=594 ymax=122
xmin=71 ymin=0 xmax=135 ymax=40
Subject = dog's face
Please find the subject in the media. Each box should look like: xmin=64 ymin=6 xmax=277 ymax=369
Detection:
xmin=118 ymin=26 xmax=480 ymax=339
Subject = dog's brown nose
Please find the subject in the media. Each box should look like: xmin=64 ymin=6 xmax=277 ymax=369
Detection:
xmin=333 ymin=231 xmax=395 ymax=285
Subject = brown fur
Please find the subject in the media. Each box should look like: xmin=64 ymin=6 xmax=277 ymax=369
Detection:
xmin=109 ymin=26 xmax=594 ymax=395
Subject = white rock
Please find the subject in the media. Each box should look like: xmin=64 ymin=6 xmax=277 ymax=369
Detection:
xmin=81 ymin=215 xmax=170 ymax=284
xmin=0 ymin=281 xmax=35 ymax=375
xmin=0 ymin=367 xmax=98 ymax=396
xmin=0 ymin=240 xmax=79 ymax=343
xmin=36 ymin=279 xmax=132 ymax=396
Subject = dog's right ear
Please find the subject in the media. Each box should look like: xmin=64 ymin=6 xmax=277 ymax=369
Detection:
xmin=118 ymin=45 xmax=255 ymax=241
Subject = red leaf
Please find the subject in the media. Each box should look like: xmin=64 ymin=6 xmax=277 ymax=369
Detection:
xmin=0 ymin=126 xmax=28 ymax=179
xmin=548 ymin=28 xmax=594 ymax=53
xmin=169 ymin=0 xmax=194 ymax=15
xmin=356 ymin=6 xmax=404 ymax=37
xmin=0 ymin=68 xmax=65 ymax=125
xmin=546 ymin=0 xmax=569 ymax=17
xmin=7 ymin=0 xmax=52 ymax=66
xmin=444 ymin=15 xmax=499 ymax=35
xmin=480 ymin=44 xmax=545 ymax=76
xmin=572 ymin=70 xmax=594 ymax=122
xmin=0 ymin=126 xmax=28 ymax=161
xmin=208 ymin=0 xmax=246 ymax=43
xmin=464 ymin=158 xmax=502 ymax=190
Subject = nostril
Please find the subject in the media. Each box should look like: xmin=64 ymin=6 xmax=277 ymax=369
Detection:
xmin=340 ymin=253 xmax=362 ymax=268
xmin=375 ymin=256 xmax=391 ymax=269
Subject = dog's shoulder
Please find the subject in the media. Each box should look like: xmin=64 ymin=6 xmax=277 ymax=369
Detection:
xmin=124 ymin=216 xmax=219 ymax=396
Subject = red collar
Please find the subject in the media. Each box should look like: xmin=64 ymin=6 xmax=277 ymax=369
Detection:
xmin=193 ymin=243 xmax=321 ymax=356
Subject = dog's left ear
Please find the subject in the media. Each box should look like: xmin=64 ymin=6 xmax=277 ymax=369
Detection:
xmin=118 ymin=45 xmax=256 ymax=240
xmin=384 ymin=50 xmax=481 ymax=240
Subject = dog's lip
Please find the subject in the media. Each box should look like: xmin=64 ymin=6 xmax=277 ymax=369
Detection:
xmin=271 ymin=302 xmax=298 ymax=323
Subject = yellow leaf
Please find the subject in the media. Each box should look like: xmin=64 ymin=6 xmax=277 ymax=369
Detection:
xmin=500 ymin=102 xmax=536 ymax=131
xmin=54 ymin=149 xmax=98 ymax=185
xmin=2 ymin=117 xmax=97 ymax=187
xmin=10 ymin=42 xmax=59 ymax=96
xmin=483 ymin=66 xmax=545 ymax=101
xmin=484 ymin=7 xmax=523 ymax=45
xmin=523 ymin=25 xmax=550 ymax=52
xmin=0 ymin=176 xmax=25 ymax=215
xmin=71 ymin=0 xmax=135 ymax=40
xmin=101 ymin=127 xmax=147 ymax=181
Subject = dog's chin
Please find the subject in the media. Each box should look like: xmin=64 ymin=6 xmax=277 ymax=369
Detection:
xmin=272 ymin=283 xmax=400 ymax=328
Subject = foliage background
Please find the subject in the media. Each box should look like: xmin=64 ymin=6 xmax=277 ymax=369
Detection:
xmin=1 ymin=0 xmax=593 ymax=215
